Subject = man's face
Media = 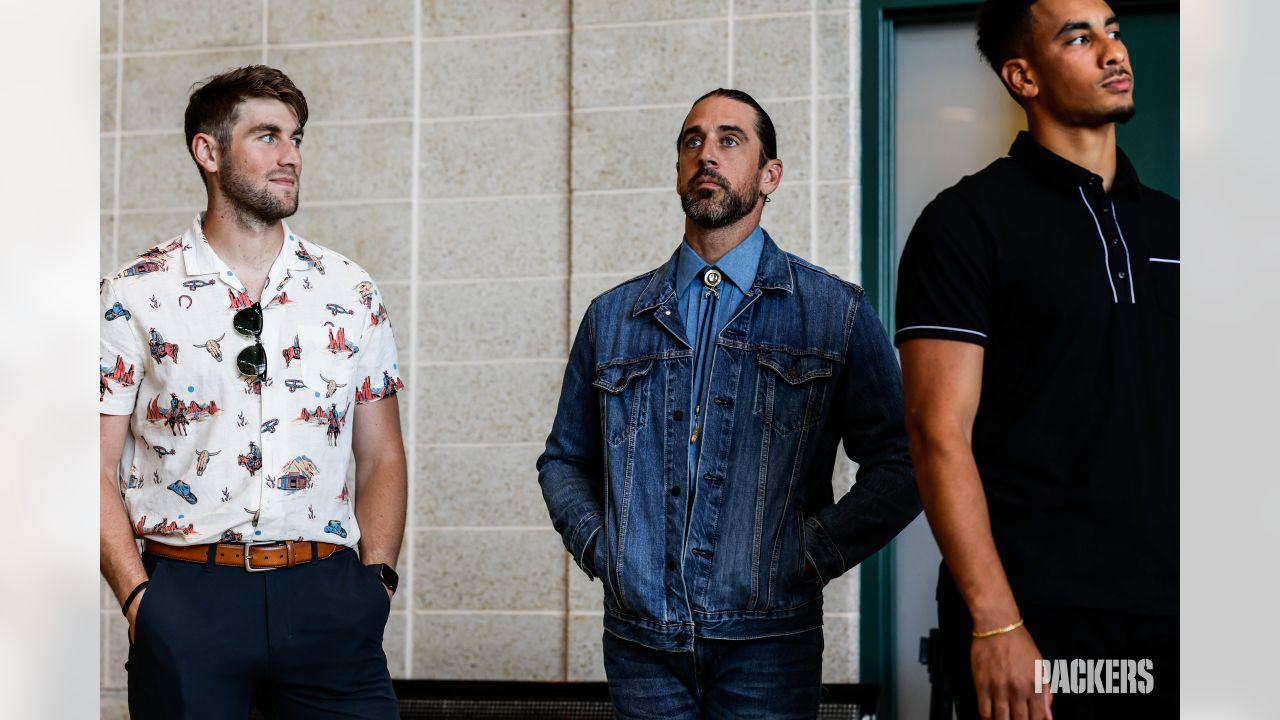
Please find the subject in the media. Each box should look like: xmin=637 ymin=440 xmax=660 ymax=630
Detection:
xmin=676 ymin=96 xmax=769 ymax=229
xmin=217 ymin=97 xmax=303 ymax=222
xmin=1025 ymin=0 xmax=1135 ymax=126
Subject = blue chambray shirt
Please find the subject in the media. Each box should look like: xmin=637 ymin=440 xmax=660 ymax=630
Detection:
xmin=674 ymin=225 xmax=765 ymax=476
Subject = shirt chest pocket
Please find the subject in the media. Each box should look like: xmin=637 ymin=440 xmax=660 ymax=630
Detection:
xmin=753 ymin=350 xmax=834 ymax=436
xmin=592 ymin=359 xmax=654 ymax=447
xmin=293 ymin=324 xmax=359 ymax=403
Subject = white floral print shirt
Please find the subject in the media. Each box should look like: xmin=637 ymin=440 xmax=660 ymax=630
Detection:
xmin=100 ymin=214 xmax=405 ymax=547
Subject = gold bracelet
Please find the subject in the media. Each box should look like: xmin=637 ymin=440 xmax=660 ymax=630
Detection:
xmin=972 ymin=618 xmax=1024 ymax=639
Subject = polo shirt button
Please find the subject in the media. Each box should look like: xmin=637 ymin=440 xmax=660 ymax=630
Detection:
xmin=672 ymin=410 xmax=684 ymax=421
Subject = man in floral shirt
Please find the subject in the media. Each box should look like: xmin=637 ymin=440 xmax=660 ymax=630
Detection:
xmin=100 ymin=66 xmax=407 ymax=719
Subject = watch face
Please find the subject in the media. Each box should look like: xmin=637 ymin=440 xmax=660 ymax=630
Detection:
xmin=377 ymin=563 xmax=399 ymax=593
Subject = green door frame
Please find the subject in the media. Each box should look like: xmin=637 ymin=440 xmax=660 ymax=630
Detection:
xmin=858 ymin=2 xmax=1177 ymax=718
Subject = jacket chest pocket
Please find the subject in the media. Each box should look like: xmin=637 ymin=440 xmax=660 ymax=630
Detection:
xmin=593 ymin=359 xmax=653 ymax=447
xmin=753 ymin=350 xmax=834 ymax=436
xmin=294 ymin=325 xmax=357 ymax=404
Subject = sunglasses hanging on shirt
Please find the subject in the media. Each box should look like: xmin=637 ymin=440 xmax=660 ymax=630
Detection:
xmin=233 ymin=302 xmax=267 ymax=381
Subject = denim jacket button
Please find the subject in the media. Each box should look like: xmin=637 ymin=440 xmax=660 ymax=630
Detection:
xmin=667 ymin=560 xmax=677 ymax=571
xmin=670 ymin=486 xmax=681 ymax=496
xmin=675 ymin=631 xmax=688 ymax=644
xmin=672 ymin=410 xmax=684 ymax=421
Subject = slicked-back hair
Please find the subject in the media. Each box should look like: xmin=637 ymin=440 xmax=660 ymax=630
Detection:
xmin=184 ymin=65 xmax=308 ymax=184
xmin=681 ymin=88 xmax=778 ymax=167
xmin=976 ymin=0 xmax=1039 ymax=100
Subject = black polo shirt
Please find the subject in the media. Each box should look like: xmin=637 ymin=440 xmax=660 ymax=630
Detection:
xmin=895 ymin=131 xmax=1178 ymax=616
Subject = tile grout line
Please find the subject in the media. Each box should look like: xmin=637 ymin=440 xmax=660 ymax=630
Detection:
xmin=423 ymin=28 xmax=569 ymax=43
xmin=727 ymin=0 xmax=735 ymax=86
xmin=261 ymin=0 xmax=268 ymax=63
xmin=573 ymin=94 xmax=853 ymax=114
xmin=111 ymin=1 xmax=123 ymax=272
xmin=413 ymin=358 xmax=567 ymax=367
xmin=809 ymin=2 xmax=819 ymax=261
xmin=404 ymin=0 xmax=424 ymax=679
xmin=847 ymin=7 xmax=858 ymax=273
xmin=562 ymin=0 xmax=576 ymax=682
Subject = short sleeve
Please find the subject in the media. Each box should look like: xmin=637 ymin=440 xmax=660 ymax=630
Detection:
xmin=894 ymin=189 xmax=993 ymax=347
xmin=100 ymin=278 xmax=145 ymax=414
xmin=351 ymin=276 xmax=405 ymax=404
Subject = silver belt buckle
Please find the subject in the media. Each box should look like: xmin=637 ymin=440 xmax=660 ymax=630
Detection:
xmin=243 ymin=540 xmax=284 ymax=572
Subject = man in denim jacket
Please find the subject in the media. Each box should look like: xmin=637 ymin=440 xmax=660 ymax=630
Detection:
xmin=538 ymin=89 xmax=921 ymax=719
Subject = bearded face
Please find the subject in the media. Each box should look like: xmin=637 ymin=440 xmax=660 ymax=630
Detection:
xmin=680 ymin=166 xmax=761 ymax=230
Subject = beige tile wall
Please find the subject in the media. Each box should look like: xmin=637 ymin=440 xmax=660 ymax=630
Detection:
xmin=101 ymin=0 xmax=862 ymax=709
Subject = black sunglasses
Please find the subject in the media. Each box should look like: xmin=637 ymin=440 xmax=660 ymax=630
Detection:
xmin=234 ymin=302 xmax=267 ymax=380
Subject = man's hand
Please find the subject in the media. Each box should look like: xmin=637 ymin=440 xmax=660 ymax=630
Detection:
xmin=126 ymin=588 xmax=145 ymax=644
xmin=970 ymin=626 xmax=1053 ymax=720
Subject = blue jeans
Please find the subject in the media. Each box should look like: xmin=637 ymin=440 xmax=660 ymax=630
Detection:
xmin=603 ymin=627 xmax=824 ymax=719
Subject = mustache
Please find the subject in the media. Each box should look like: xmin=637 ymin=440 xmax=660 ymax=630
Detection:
xmin=1102 ymin=67 xmax=1131 ymax=81
xmin=690 ymin=168 xmax=728 ymax=188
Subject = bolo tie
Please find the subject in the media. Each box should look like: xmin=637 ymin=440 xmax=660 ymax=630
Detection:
xmin=690 ymin=267 xmax=722 ymax=445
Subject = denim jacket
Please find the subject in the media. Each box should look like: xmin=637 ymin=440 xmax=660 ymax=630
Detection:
xmin=538 ymin=232 xmax=920 ymax=651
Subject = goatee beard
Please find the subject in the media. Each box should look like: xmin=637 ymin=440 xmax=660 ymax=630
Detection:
xmin=681 ymin=173 xmax=759 ymax=229
xmin=220 ymin=161 xmax=298 ymax=226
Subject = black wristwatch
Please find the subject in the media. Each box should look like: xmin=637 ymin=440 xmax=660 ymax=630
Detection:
xmin=370 ymin=563 xmax=399 ymax=595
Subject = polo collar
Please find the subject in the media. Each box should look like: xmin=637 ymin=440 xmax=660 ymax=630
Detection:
xmin=633 ymin=227 xmax=793 ymax=317
xmin=1008 ymin=131 xmax=1141 ymax=199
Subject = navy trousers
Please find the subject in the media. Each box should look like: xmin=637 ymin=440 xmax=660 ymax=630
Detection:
xmin=127 ymin=547 xmax=396 ymax=720
xmin=602 ymin=628 xmax=824 ymax=720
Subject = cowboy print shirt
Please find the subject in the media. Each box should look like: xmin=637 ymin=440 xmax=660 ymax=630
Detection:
xmin=100 ymin=215 xmax=405 ymax=547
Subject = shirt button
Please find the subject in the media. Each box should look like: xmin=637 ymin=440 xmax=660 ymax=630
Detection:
xmin=1118 ymin=272 xmax=1126 ymax=279
xmin=672 ymin=410 xmax=684 ymax=421
xmin=1111 ymin=237 xmax=1119 ymax=245
xmin=670 ymin=486 xmax=681 ymax=497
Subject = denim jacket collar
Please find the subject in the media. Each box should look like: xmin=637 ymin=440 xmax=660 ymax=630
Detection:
xmin=632 ymin=228 xmax=794 ymax=318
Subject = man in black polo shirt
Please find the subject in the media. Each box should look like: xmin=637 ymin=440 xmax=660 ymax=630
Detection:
xmin=895 ymin=0 xmax=1177 ymax=718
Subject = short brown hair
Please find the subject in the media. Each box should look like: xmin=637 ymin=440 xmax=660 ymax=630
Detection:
xmin=184 ymin=65 xmax=308 ymax=182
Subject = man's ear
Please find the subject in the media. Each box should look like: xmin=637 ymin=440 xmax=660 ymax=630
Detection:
xmin=191 ymin=133 xmax=220 ymax=175
xmin=1002 ymin=58 xmax=1039 ymax=102
xmin=759 ymin=158 xmax=783 ymax=197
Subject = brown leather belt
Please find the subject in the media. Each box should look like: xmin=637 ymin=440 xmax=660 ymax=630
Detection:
xmin=143 ymin=539 xmax=346 ymax=571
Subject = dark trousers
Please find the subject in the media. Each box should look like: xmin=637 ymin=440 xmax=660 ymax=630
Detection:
xmin=938 ymin=583 xmax=1178 ymax=720
xmin=127 ymin=547 xmax=396 ymax=720
xmin=602 ymin=628 xmax=824 ymax=720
